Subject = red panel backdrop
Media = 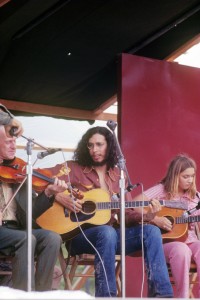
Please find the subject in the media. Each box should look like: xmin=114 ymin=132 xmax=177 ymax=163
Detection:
xmin=119 ymin=53 xmax=200 ymax=297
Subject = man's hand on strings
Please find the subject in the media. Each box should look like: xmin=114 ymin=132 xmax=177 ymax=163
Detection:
xmin=55 ymin=191 xmax=84 ymax=213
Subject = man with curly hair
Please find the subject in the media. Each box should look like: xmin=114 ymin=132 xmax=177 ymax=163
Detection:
xmin=45 ymin=126 xmax=173 ymax=298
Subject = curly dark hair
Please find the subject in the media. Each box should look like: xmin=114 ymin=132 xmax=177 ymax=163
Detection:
xmin=73 ymin=126 xmax=118 ymax=169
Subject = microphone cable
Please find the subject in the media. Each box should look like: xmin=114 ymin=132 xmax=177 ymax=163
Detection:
xmin=71 ymin=200 xmax=112 ymax=297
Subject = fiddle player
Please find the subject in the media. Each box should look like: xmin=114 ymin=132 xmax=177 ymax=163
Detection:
xmin=0 ymin=103 xmax=23 ymax=137
xmin=0 ymin=123 xmax=68 ymax=291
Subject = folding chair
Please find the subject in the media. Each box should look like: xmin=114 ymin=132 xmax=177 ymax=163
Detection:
xmin=58 ymin=246 xmax=122 ymax=296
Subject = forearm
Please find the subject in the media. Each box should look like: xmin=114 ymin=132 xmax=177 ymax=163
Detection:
xmin=125 ymin=209 xmax=155 ymax=226
xmin=126 ymin=192 xmax=150 ymax=225
xmin=126 ymin=192 xmax=162 ymax=226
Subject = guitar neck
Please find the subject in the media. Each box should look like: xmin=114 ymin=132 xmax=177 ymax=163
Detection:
xmin=176 ymin=214 xmax=200 ymax=224
xmin=97 ymin=200 xmax=165 ymax=210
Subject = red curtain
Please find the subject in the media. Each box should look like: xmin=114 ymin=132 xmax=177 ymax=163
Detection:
xmin=118 ymin=53 xmax=200 ymax=297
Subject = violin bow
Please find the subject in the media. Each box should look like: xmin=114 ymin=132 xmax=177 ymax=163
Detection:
xmin=2 ymin=176 xmax=27 ymax=215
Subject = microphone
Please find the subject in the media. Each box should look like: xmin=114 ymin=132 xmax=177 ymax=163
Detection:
xmin=107 ymin=120 xmax=117 ymax=131
xmin=127 ymin=183 xmax=140 ymax=192
xmin=182 ymin=201 xmax=200 ymax=218
xmin=37 ymin=148 xmax=62 ymax=159
xmin=111 ymin=183 xmax=140 ymax=201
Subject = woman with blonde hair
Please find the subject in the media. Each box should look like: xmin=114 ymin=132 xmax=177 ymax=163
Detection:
xmin=134 ymin=154 xmax=200 ymax=298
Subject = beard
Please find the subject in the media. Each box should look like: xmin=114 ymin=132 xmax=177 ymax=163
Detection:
xmin=92 ymin=158 xmax=108 ymax=167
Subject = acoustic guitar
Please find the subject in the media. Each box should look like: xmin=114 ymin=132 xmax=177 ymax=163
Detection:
xmin=36 ymin=188 xmax=188 ymax=240
xmin=157 ymin=207 xmax=200 ymax=242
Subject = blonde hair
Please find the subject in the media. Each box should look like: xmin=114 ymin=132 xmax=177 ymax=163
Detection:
xmin=160 ymin=154 xmax=197 ymax=199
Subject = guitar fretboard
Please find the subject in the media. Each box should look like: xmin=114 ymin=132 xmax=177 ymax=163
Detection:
xmin=96 ymin=200 xmax=165 ymax=210
xmin=176 ymin=215 xmax=200 ymax=224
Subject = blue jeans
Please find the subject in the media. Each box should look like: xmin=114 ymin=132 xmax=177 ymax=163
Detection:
xmin=70 ymin=224 xmax=173 ymax=297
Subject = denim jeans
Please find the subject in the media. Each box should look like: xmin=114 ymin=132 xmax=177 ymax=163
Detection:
xmin=70 ymin=224 xmax=173 ymax=297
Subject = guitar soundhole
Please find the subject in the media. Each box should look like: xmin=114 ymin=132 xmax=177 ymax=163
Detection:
xmin=82 ymin=201 xmax=96 ymax=214
xmin=70 ymin=200 xmax=96 ymax=223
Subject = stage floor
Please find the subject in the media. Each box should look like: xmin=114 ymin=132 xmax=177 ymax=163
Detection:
xmin=0 ymin=286 xmax=94 ymax=299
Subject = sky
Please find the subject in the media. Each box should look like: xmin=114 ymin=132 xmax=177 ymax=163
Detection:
xmin=174 ymin=42 xmax=200 ymax=68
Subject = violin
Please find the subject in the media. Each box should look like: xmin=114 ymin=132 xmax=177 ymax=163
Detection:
xmin=0 ymin=157 xmax=83 ymax=199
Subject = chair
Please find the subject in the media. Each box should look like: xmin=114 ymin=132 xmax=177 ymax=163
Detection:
xmin=0 ymin=254 xmax=12 ymax=276
xmin=58 ymin=246 xmax=122 ymax=296
xmin=167 ymin=261 xmax=198 ymax=298
xmin=0 ymin=253 xmax=13 ymax=287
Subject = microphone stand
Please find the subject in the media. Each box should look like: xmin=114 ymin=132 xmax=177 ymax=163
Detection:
xmin=25 ymin=138 xmax=33 ymax=292
xmin=21 ymin=135 xmax=56 ymax=291
xmin=107 ymin=120 xmax=135 ymax=298
xmin=21 ymin=135 xmax=50 ymax=151
xmin=11 ymin=131 xmax=52 ymax=291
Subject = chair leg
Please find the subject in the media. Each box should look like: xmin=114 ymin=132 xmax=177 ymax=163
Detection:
xmin=68 ymin=256 xmax=79 ymax=283
xmin=58 ymin=247 xmax=72 ymax=290
xmin=115 ymin=258 xmax=121 ymax=297
xmin=72 ymin=265 xmax=94 ymax=290
xmin=189 ymin=272 xmax=198 ymax=298
xmin=58 ymin=250 xmax=122 ymax=296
